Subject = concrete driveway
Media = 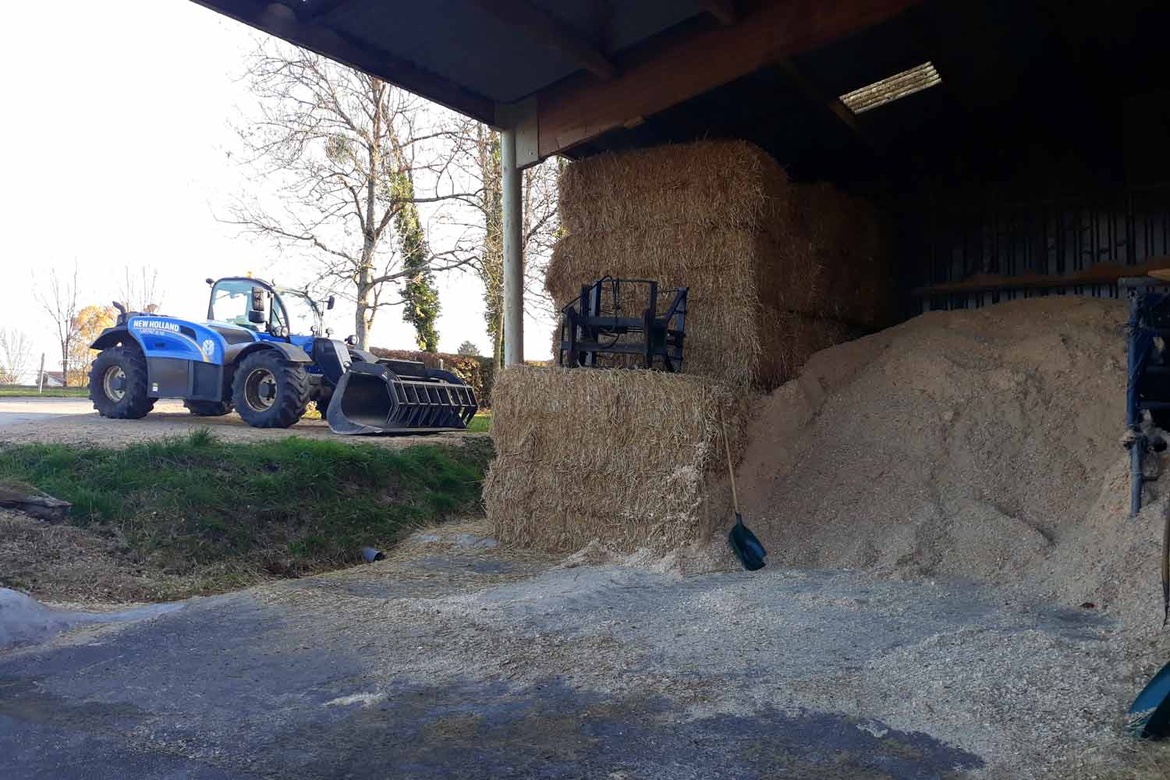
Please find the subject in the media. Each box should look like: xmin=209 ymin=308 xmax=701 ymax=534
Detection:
xmin=0 ymin=531 xmax=1135 ymax=779
xmin=0 ymin=397 xmax=96 ymax=427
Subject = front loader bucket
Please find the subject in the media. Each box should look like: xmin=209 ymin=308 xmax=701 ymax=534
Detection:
xmin=326 ymin=362 xmax=477 ymax=435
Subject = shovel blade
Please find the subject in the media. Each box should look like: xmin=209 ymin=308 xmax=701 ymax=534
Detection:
xmin=729 ymin=513 xmax=767 ymax=571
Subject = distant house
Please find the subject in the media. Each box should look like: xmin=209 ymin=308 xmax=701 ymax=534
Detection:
xmin=38 ymin=371 xmax=66 ymax=388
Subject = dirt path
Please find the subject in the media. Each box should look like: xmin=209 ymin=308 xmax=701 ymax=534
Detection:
xmin=0 ymin=399 xmax=481 ymax=448
xmin=0 ymin=523 xmax=1152 ymax=779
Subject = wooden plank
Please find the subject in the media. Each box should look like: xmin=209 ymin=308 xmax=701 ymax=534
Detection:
xmin=467 ymin=0 xmax=616 ymax=80
xmin=912 ymin=258 xmax=1170 ymax=297
xmin=189 ymin=0 xmax=496 ymax=124
xmin=535 ymin=0 xmax=922 ymax=158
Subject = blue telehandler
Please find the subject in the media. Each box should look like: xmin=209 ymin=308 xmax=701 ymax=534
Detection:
xmin=87 ymin=276 xmax=476 ymax=434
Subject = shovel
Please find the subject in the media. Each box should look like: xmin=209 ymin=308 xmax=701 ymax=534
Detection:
xmin=1162 ymin=502 xmax=1170 ymax=627
xmin=721 ymin=409 xmax=766 ymax=571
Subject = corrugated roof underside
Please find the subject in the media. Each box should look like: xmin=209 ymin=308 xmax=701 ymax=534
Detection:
xmin=326 ymin=0 xmax=706 ymax=104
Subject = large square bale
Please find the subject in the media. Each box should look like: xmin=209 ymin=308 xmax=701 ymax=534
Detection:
xmin=558 ymin=140 xmax=790 ymax=234
xmin=484 ymin=367 xmax=753 ymax=553
xmin=549 ymin=141 xmax=891 ymax=389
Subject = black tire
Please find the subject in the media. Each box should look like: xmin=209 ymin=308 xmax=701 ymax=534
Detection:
xmin=89 ymin=346 xmax=155 ymax=420
xmin=231 ymin=350 xmax=309 ymax=429
xmin=183 ymin=399 xmax=233 ymax=417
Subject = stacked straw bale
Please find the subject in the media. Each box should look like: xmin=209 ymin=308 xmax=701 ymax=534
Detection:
xmin=547 ymin=140 xmax=890 ymax=389
xmin=490 ymin=141 xmax=890 ymax=554
xmin=485 ymin=367 xmax=751 ymax=553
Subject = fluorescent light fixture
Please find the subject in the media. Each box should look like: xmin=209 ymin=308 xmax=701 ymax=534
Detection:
xmin=840 ymin=62 xmax=941 ymax=114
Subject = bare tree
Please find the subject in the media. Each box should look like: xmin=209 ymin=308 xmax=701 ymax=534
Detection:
xmin=521 ymin=155 xmax=564 ymax=318
xmin=36 ymin=265 xmax=81 ymax=387
xmin=448 ymin=121 xmax=561 ymax=366
xmin=117 ymin=265 xmax=162 ymax=312
xmin=229 ymin=43 xmax=474 ymax=348
xmin=0 ymin=328 xmax=32 ymax=385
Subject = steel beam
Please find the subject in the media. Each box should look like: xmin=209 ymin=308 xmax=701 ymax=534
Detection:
xmin=501 ymin=126 xmax=525 ymax=367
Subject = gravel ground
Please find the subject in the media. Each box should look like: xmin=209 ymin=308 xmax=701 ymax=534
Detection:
xmin=0 ymin=400 xmax=481 ymax=448
xmin=0 ymin=524 xmax=1149 ymax=779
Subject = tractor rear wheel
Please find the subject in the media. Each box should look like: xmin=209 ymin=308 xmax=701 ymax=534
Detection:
xmin=89 ymin=346 xmax=155 ymax=419
xmin=231 ymin=350 xmax=309 ymax=429
xmin=183 ymin=400 xmax=233 ymax=417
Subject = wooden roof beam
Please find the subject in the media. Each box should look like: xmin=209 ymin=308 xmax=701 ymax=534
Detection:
xmin=774 ymin=59 xmax=874 ymax=150
xmin=700 ymin=1 xmax=738 ymax=27
xmin=468 ymin=0 xmax=617 ymax=80
xmin=533 ymin=0 xmax=922 ymax=159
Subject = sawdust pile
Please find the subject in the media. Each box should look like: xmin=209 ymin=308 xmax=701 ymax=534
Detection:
xmin=738 ymin=296 xmax=1170 ymax=634
xmin=548 ymin=140 xmax=890 ymax=388
xmin=485 ymin=367 xmax=751 ymax=554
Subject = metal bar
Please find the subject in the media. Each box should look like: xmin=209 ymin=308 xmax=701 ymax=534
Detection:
xmin=501 ymin=125 xmax=524 ymax=367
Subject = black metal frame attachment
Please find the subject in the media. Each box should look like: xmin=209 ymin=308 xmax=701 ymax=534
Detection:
xmin=1122 ymin=277 xmax=1170 ymax=515
xmin=556 ymin=278 xmax=687 ymax=371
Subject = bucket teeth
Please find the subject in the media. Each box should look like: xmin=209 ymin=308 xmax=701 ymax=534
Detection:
xmin=326 ymin=363 xmax=477 ymax=435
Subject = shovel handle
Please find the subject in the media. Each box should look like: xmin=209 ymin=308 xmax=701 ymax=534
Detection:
xmin=719 ymin=407 xmax=739 ymax=514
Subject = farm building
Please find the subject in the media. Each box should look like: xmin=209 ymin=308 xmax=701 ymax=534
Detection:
xmin=194 ymin=0 xmax=1170 ymax=543
xmin=185 ymin=1 xmax=1170 ymax=771
xmin=37 ymin=371 xmax=66 ymax=388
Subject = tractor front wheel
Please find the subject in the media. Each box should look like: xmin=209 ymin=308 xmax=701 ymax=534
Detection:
xmin=231 ymin=350 xmax=309 ymax=429
xmin=89 ymin=346 xmax=155 ymax=419
xmin=183 ymin=400 xmax=233 ymax=417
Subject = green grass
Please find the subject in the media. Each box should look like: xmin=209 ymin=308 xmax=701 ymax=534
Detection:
xmin=0 ymin=385 xmax=89 ymax=398
xmin=0 ymin=431 xmax=493 ymax=587
xmin=467 ymin=410 xmax=492 ymax=433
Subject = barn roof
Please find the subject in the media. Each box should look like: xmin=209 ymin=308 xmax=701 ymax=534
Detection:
xmin=191 ymin=0 xmax=1170 ymax=183
xmin=190 ymin=0 xmax=920 ymax=165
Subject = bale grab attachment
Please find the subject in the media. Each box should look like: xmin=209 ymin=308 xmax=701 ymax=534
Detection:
xmin=326 ymin=358 xmax=477 ymax=435
xmin=556 ymin=277 xmax=687 ymax=371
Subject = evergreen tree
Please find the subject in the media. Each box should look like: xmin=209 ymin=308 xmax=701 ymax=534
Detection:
xmin=394 ymin=168 xmax=441 ymax=352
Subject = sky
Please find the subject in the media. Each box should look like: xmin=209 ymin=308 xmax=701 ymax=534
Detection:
xmin=0 ymin=0 xmax=555 ymax=380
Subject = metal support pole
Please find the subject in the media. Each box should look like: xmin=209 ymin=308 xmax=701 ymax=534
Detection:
xmin=501 ymin=125 xmax=524 ymax=367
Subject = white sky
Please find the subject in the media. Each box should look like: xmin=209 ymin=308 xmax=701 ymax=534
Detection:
xmin=0 ymin=0 xmax=554 ymax=378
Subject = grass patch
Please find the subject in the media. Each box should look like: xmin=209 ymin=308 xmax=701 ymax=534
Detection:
xmin=467 ymin=410 xmax=492 ymax=433
xmin=0 ymin=385 xmax=90 ymax=398
xmin=0 ymin=430 xmax=493 ymax=598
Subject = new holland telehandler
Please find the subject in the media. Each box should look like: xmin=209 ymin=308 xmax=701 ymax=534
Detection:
xmin=88 ymin=277 xmax=476 ymax=434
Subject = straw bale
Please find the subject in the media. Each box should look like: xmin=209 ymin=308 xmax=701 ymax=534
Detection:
xmin=547 ymin=227 xmax=867 ymax=386
xmin=549 ymin=140 xmax=891 ymax=387
xmin=547 ymin=226 xmax=764 ymax=385
xmin=759 ymin=309 xmax=858 ymax=386
xmin=778 ymin=182 xmax=894 ymax=326
xmin=558 ymin=140 xmax=791 ymax=235
xmin=484 ymin=367 xmax=755 ymax=553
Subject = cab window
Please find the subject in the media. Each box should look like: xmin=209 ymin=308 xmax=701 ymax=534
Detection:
xmin=210 ymin=280 xmax=261 ymax=330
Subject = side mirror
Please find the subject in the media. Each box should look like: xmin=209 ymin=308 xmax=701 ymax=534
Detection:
xmin=326 ymin=295 xmax=336 ymax=311
xmin=205 ymin=278 xmax=215 ymax=286
xmin=248 ymin=287 xmax=268 ymax=324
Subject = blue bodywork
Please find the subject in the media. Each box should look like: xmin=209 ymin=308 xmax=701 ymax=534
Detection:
xmin=91 ymin=274 xmax=325 ymax=405
xmin=92 ymin=312 xmax=315 ymax=402
xmin=126 ymin=315 xmax=257 ymax=367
